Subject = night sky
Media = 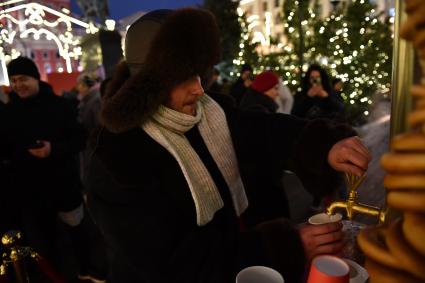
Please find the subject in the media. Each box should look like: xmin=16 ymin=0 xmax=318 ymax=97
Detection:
xmin=70 ymin=0 xmax=204 ymax=20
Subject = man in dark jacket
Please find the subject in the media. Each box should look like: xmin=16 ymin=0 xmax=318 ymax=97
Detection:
xmin=87 ymin=9 xmax=371 ymax=283
xmin=229 ymin=63 xmax=253 ymax=104
xmin=1 ymin=57 xmax=104 ymax=282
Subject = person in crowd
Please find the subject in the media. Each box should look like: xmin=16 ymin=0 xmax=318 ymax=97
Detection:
xmin=0 ymin=57 xmax=104 ymax=282
xmin=86 ymin=9 xmax=371 ymax=283
xmin=332 ymin=78 xmax=344 ymax=95
xmin=291 ymin=64 xmax=345 ymax=121
xmin=207 ymin=67 xmax=222 ymax=93
xmin=229 ymin=63 xmax=253 ymax=104
xmin=240 ymin=70 xmax=280 ymax=113
xmin=221 ymin=77 xmax=231 ymax=95
xmin=76 ymin=72 xmax=102 ymax=185
xmin=0 ymin=85 xmax=9 ymax=104
xmin=292 ymin=65 xmax=347 ymax=210
xmin=239 ymin=70 xmax=293 ymax=225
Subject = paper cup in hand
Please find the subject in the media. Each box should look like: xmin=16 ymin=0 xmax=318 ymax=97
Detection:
xmin=307 ymin=255 xmax=349 ymax=283
xmin=236 ymin=266 xmax=284 ymax=283
xmin=308 ymin=213 xmax=342 ymax=225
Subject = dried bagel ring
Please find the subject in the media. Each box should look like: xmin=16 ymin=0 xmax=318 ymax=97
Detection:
xmin=365 ymin=258 xmax=424 ymax=283
xmin=384 ymin=174 xmax=425 ymax=190
xmin=405 ymin=0 xmax=425 ymax=14
xmin=357 ymin=227 xmax=400 ymax=269
xmin=381 ymin=153 xmax=425 ymax=173
xmin=408 ymin=110 xmax=425 ymax=127
xmin=391 ymin=132 xmax=425 ymax=152
xmin=386 ymin=218 xmax=425 ymax=280
xmin=403 ymin=212 xmax=425 ymax=257
xmin=387 ymin=191 xmax=425 ymax=213
xmin=411 ymin=84 xmax=425 ymax=98
xmin=415 ymin=98 xmax=425 ymax=109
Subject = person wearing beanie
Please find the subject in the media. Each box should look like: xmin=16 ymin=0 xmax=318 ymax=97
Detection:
xmin=6 ymin=56 xmax=40 ymax=99
xmin=238 ymin=70 xmax=294 ymax=228
xmin=86 ymin=8 xmax=371 ymax=283
xmin=1 ymin=57 xmax=106 ymax=282
xmin=240 ymin=71 xmax=280 ymax=113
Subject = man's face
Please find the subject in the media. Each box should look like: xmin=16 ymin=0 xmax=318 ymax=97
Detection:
xmin=166 ymin=76 xmax=204 ymax=116
xmin=10 ymin=75 xmax=39 ymax=99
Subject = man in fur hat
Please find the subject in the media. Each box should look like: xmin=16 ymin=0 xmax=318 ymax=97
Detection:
xmin=86 ymin=8 xmax=371 ymax=283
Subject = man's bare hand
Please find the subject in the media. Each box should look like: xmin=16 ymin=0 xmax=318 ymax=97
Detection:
xmin=328 ymin=136 xmax=371 ymax=176
xmin=298 ymin=221 xmax=345 ymax=262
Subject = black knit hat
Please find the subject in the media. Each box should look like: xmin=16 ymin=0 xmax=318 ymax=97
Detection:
xmin=7 ymin=57 xmax=40 ymax=80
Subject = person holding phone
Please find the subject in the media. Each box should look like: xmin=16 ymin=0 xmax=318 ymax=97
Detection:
xmin=292 ymin=64 xmax=345 ymax=121
xmin=1 ymin=57 xmax=105 ymax=282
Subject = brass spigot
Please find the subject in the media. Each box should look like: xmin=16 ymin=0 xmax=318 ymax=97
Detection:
xmin=326 ymin=174 xmax=387 ymax=224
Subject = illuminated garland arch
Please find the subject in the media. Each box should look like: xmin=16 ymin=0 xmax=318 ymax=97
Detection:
xmin=0 ymin=2 xmax=99 ymax=77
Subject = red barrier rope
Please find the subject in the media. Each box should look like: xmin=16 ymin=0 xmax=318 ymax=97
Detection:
xmin=31 ymin=253 xmax=67 ymax=283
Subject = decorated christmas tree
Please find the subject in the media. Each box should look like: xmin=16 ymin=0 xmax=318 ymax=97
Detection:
xmin=280 ymin=0 xmax=322 ymax=87
xmin=313 ymin=0 xmax=393 ymax=124
xmin=205 ymin=0 xmax=393 ymax=124
xmin=204 ymin=0 xmax=259 ymax=79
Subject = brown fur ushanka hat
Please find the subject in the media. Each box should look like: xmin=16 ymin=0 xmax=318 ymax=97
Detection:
xmin=101 ymin=8 xmax=221 ymax=133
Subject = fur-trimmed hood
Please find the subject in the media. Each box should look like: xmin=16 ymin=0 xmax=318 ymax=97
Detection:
xmin=101 ymin=8 xmax=221 ymax=133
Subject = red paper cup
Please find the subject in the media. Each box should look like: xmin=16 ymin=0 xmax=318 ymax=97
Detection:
xmin=307 ymin=255 xmax=349 ymax=283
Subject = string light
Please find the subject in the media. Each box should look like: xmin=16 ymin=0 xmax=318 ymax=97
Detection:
xmin=233 ymin=0 xmax=392 ymax=123
xmin=0 ymin=2 xmax=99 ymax=73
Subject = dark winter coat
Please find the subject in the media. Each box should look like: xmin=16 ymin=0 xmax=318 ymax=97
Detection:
xmin=86 ymin=8 xmax=356 ymax=283
xmin=239 ymin=88 xmax=279 ymax=113
xmin=78 ymin=88 xmax=102 ymax=185
xmin=291 ymin=90 xmax=345 ymax=121
xmin=238 ymin=88 xmax=288 ymax=223
xmin=87 ymin=89 xmax=355 ymax=283
xmin=230 ymin=77 xmax=249 ymax=105
xmin=1 ymin=81 xmax=86 ymax=212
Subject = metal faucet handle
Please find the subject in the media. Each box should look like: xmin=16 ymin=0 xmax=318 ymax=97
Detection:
xmin=345 ymin=173 xmax=366 ymax=192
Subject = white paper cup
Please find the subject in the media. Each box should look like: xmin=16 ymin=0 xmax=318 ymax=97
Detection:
xmin=236 ymin=266 xmax=284 ymax=283
xmin=308 ymin=212 xmax=342 ymax=225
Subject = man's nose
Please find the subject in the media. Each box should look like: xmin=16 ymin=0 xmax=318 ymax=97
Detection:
xmin=193 ymin=80 xmax=204 ymax=96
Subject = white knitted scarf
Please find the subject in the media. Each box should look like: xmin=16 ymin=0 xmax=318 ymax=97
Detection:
xmin=142 ymin=94 xmax=248 ymax=226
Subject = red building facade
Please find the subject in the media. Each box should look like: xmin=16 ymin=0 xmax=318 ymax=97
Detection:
xmin=0 ymin=0 xmax=84 ymax=86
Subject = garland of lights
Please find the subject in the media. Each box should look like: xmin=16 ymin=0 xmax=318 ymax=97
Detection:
xmin=311 ymin=0 xmax=392 ymax=121
xmin=0 ymin=2 xmax=99 ymax=73
xmin=232 ymin=0 xmax=392 ymax=124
